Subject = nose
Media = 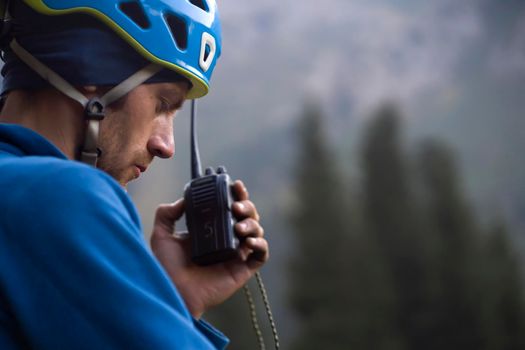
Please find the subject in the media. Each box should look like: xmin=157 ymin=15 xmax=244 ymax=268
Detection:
xmin=147 ymin=118 xmax=175 ymax=159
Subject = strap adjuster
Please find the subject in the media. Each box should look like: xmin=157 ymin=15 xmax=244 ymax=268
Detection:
xmin=84 ymin=98 xmax=105 ymax=121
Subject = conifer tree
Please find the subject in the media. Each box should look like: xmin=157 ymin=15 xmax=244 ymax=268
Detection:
xmin=288 ymin=102 xmax=353 ymax=350
xmin=479 ymin=223 xmax=525 ymax=350
xmin=417 ymin=140 xmax=525 ymax=349
xmin=360 ymin=104 xmax=433 ymax=349
xmin=416 ymin=139 xmax=486 ymax=349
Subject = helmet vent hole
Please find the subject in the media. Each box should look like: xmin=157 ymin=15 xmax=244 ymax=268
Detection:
xmin=165 ymin=14 xmax=188 ymax=50
xmin=119 ymin=1 xmax=150 ymax=29
xmin=203 ymin=44 xmax=211 ymax=61
xmin=189 ymin=0 xmax=209 ymax=12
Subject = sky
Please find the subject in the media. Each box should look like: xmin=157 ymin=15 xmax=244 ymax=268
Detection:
xmin=212 ymin=0 xmax=492 ymax=121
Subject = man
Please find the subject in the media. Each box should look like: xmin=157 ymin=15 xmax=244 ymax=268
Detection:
xmin=0 ymin=1 xmax=268 ymax=349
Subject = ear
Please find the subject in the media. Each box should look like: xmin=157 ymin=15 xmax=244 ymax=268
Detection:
xmin=81 ymin=85 xmax=98 ymax=97
xmin=83 ymin=86 xmax=97 ymax=91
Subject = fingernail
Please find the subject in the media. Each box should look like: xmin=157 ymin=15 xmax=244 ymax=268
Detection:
xmin=238 ymin=222 xmax=247 ymax=231
xmin=236 ymin=202 xmax=245 ymax=210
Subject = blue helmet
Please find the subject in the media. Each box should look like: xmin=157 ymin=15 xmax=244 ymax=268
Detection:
xmin=21 ymin=0 xmax=222 ymax=99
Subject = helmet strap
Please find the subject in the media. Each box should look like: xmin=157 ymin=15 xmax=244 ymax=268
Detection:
xmin=81 ymin=98 xmax=105 ymax=166
xmin=8 ymin=39 xmax=162 ymax=167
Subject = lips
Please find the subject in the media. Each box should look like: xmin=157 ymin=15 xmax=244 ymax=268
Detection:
xmin=132 ymin=164 xmax=148 ymax=180
xmin=135 ymin=165 xmax=147 ymax=173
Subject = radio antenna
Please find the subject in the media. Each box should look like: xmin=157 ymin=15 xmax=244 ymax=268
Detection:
xmin=190 ymin=100 xmax=203 ymax=179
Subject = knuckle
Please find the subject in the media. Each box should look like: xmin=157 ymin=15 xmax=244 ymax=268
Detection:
xmin=235 ymin=221 xmax=248 ymax=233
xmin=246 ymin=201 xmax=258 ymax=215
xmin=154 ymin=204 xmax=168 ymax=218
xmin=246 ymin=217 xmax=258 ymax=228
xmin=156 ymin=203 xmax=169 ymax=211
xmin=244 ymin=200 xmax=254 ymax=209
xmin=234 ymin=201 xmax=245 ymax=211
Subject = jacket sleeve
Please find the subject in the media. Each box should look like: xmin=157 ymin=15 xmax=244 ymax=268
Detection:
xmin=0 ymin=163 xmax=229 ymax=350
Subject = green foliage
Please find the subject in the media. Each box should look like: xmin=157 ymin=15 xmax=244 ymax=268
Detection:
xmin=361 ymin=106 xmax=435 ymax=349
xmin=288 ymin=103 xmax=353 ymax=350
xmin=479 ymin=223 xmax=525 ymax=350
xmin=416 ymin=140 xmax=486 ymax=349
xmin=288 ymin=102 xmax=525 ymax=350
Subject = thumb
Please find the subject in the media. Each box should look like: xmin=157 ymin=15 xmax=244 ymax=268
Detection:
xmin=154 ymin=199 xmax=185 ymax=234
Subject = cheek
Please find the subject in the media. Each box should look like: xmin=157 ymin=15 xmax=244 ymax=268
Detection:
xmin=102 ymin=97 xmax=158 ymax=153
xmin=121 ymin=104 xmax=157 ymax=141
xmin=97 ymin=114 xmax=130 ymax=161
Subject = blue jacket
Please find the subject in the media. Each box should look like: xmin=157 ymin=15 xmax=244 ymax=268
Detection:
xmin=0 ymin=123 xmax=229 ymax=349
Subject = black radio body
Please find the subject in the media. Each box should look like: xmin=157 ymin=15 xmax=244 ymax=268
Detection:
xmin=184 ymin=168 xmax=239 ymax=265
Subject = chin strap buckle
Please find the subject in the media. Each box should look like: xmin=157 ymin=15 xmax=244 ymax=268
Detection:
xmin=84 ymin=97 xmax=105 ymax=121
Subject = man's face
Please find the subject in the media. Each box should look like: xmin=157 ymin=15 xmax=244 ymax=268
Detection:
xmin=96 ymin=81 xmax=189 ymax=187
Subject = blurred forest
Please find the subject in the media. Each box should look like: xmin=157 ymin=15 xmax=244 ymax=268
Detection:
xmin=205 ymin=103 xmax=525 ymax=350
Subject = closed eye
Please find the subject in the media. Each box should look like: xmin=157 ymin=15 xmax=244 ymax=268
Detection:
xmin=156 ymin=96 xmax=183 ymax=115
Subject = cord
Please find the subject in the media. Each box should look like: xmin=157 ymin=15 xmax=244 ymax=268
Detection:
xmin=243 ymin=284 xmax=266 ymax=350
xmin=255 ymin=272 xmax=280 ymax=349
xmin=244 ymin=272 xmax=280 ymax=350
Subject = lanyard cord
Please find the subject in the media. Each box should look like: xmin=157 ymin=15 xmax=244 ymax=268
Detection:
xmin=244 ymin=271 xmax=280 ymax=350
xmin=243 ymin=284 xmax=266 ymax=350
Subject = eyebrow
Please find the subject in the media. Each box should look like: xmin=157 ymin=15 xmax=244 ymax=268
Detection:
xmin=159 ymin=87 xmax=186 ymax=110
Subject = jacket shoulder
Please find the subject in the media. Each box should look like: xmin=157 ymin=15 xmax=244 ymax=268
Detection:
xmin=0 ymin=156 xmax=140 ymax=231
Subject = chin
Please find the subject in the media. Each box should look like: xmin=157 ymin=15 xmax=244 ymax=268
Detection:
xmin=118 ymin=174 xmax=134 ymax=188
xmin=97 ymin=163 xmax=134 ymax=189
xmin=119 ymin=180 xmax=129 ymax=189
xmin=106 ymin=170 xmax=131 ymax=188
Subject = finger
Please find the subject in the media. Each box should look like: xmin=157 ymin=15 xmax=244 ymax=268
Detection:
xmin=235 ymin=218 xmax=264 ymax=239
xmin=154 ymin=199 xmax=185 ymax=234
xmin=232 ymin=200 xmax=260 ymax=221
xmin=238 ymin=244 xmax=252 ymax=262
xmin=232 ymin=180 xmax=249 ymax=201
xmin=173 ymin=230 xmax=190 ymax=240
xmin=245 ymin=237 xmax=269 ymax=268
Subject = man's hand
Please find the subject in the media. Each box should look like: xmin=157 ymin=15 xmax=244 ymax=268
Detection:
xmin=150 ymin=180 xmax=268 ymax=319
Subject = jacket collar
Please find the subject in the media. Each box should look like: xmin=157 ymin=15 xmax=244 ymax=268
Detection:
xmin=0 ymin=123 xmax=67 ymax=159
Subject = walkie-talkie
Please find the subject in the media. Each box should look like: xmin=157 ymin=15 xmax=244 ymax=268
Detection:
xmin=184 ymin=100 xmax=239 ymax=265
xmin=183 ymin=101 xmax=280 ymax=349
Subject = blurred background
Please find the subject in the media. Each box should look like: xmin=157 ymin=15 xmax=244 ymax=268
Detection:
xmin=128 ymin=0 xmax=525 ymax=349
